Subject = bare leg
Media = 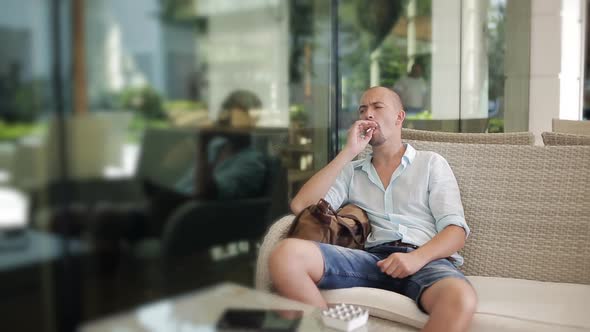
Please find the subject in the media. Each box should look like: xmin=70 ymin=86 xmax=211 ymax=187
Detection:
xmin=420 ymin=278 xmax=477 ymax=332
xmin=269 ymin=238 xmax=328 ymax=308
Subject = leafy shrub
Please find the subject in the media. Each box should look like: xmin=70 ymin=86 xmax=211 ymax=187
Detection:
xmin=119 ymin=86 xmax=165 ymax=119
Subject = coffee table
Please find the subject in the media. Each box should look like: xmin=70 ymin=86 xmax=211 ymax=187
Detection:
xmin=80 ymin=282 xmax=418 ymax=331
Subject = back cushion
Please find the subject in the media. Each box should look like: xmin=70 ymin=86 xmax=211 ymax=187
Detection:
xmin=402 ymin=128 xmax=535 ymax=145
xmin=408 ymin=141 xmax=590 ymax=284
xmin=542 ymin=132 xmax=590 ymax=146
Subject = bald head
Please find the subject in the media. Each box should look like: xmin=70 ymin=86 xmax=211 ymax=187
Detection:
xmin=356 ymin=86 xmax=405 ymax=146
xmin=363 ymin=86 xmax=403 ymax=113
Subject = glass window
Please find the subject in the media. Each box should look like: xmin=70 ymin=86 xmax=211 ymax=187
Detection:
xmin=338 ymin=0 xmax=530 ymax=142
xmin=2 ymin=0 xmax=334 ymax=330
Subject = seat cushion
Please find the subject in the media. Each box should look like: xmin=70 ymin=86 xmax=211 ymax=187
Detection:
xmin=469 ymin=276 xmax=590 ymax=331
xmin=320 ymin=276 xmax=590 ymax=332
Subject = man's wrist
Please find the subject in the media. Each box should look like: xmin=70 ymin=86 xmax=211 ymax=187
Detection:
xmin=340 ymin=146 xmax=360 ymax=161
xmin=409 ymin=248 xmax=431 ymax=266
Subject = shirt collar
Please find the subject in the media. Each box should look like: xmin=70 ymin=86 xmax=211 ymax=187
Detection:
xmin=358 ymin=143 xmax=416 ymax=173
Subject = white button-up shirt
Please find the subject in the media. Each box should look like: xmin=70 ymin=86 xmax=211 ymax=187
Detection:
xmin=324 ymin=144 xmax=470 ymax=265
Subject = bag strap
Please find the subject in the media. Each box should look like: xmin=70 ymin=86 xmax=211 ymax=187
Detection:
xmin=332 ymin=204 xmax=367 ymax=245
xmin=286 ymin=205 xmax=311 ymax=236
xmin=334 ymin=214 xmax=363 ymax=246
xmin=287 ymin=200 xmax=367 ymax=246
xmin=338 ymin=213 xmax=367 ymax=240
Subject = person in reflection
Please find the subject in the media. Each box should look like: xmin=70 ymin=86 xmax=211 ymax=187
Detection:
xmin=126 ymin=90 xmax=268 ymax=236
xmin=159 ymin=90 xmax=267 ymax=202
xmin=393 ymin=63 xmax=429 ymax=116
xmin=269 ymin=87 xmax=476 ymax=332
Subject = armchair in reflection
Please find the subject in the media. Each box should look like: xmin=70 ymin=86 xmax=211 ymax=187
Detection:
xmin=47 ymin=90 xmax=288 ymax=274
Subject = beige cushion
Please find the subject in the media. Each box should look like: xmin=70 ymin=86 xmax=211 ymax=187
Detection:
xmin=356 ymin=130 xmax=535 ymax=160
xmin=319 ymin=277 xmax=590 ymax=332
xmin=542 ymin=132 xmax=590 ymax=146
xmin=552 ymin=119 xmax=590 ymax=135
xmin=469 ymin=276 xmax=590 ymax=331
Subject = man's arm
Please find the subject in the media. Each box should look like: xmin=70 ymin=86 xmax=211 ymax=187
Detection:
xmin=377 ymin=226 xmax=465 ymax=279
xmin=411 ymin=225 xmax=465 ymax=262
xmin=290 ymin=151 xmax=354 ymax=214
xmin=290 ymin=120 xmax=376 ymax=215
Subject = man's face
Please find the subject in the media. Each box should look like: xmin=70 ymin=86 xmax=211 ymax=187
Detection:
xmin=358 ymin=87 xmax=404 ymax=146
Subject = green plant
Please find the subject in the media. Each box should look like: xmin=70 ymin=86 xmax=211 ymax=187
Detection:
xmin=164 ymin=100 xmax=205 ymax=112
xmin=126 ymin=114 xmax=171 ymax=143
xmin=119 ymin=85 xmax=166 ymax=119
xmin=13 ymin=82 xmax=43 ymax=122
xmin=488 ymin=118 xmax=504 ymax=133
xmin=405 ymin=110 xmax=432 ymax=120
xmin=0 ymin=121 xmax=44 ymax=141
xmin=289 ymin=104 xmax=308 ymax=123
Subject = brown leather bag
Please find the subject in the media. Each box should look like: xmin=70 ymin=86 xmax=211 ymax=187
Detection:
xmin=287 ymin=199 xmax=371 ymax=249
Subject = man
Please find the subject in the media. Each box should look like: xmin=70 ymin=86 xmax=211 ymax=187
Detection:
xmin=269 ymin=87 xmax=476 ymax=332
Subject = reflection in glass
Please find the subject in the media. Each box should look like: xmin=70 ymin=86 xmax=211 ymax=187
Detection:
xmin=30 ymin=0 xmax=331 ymax=329
xmin=339 ymin=0 xmax=516 ymax=143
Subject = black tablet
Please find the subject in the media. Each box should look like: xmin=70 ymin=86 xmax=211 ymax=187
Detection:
xmin=216 ymin=308 xmax=303 ymax=332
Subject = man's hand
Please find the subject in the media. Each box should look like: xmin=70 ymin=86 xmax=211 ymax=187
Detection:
xmin=342 ymin=120 xmax=378 ymax=157
xmin=376 ymin=251 xmax=428 ymax=279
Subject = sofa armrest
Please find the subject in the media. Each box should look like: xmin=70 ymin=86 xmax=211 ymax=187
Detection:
xmin=255 ymin=214 xmax=295 ymax=292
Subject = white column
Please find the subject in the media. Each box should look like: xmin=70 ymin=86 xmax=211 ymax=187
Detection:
xmin=431 ymin=0 xmax=461 ymax=119
xmin=528 ymin=0 xmax=562 ymax=142
xmin=503 ymin=0 xmax=531 ymax=132
xmin=528 ymin=0 xmax=585 ymax=142
xmin=559 ymin=0 xmax=585 ymax=120
xmin=460 ymin=0 xmax=489 ymax=119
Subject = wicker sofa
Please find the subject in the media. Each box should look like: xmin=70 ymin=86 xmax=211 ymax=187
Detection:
xmin=255 ymin=138 xmax=590 ymax=332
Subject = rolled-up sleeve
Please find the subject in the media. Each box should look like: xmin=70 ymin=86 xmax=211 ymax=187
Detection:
xmin=428 ymin=154 xmax=470 ymax=238
xmin=323 ymin=163 xmax=353 ymax=209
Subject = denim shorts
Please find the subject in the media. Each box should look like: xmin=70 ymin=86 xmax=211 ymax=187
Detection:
xmin=315 ymin=242 xmax=469 ymax=313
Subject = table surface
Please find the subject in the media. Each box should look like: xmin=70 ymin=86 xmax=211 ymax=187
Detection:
xmin=80 ymin=282 xmax=418 ymax=331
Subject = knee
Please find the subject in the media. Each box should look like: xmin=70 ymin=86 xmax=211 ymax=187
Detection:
xmin=444 ymin=282 xmax=478 ymax=316
xmin=269 ymin=238 xmax=317 ymax=278
xmin=269 ymin=239 xmax=304 ymax=270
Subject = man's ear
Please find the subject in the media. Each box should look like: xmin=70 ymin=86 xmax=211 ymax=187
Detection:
xmin=396 ymin=109 xmax=406 ymax=125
